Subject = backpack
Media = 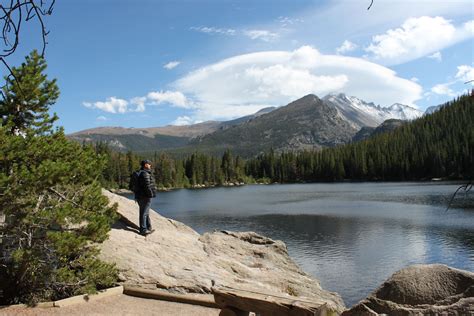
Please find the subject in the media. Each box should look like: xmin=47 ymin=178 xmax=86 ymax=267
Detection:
xmin=128 ymin=170 xmax=142 ymax=193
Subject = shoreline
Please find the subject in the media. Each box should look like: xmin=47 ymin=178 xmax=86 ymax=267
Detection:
xmin=110 ymin=179 xmax=471 ymax=194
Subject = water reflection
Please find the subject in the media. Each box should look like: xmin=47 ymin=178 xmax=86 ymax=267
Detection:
xmin=169 ymin=212 xmax=474 ymax=306
xmin=124 ymin=182 xmax=474 ymax=307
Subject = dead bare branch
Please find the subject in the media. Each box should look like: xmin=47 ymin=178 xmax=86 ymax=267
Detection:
xmin=446 ymin=181 xmax=473 ymax=212
xmin=33 ymin=194 xmax=44 ymax=213
xmin=367 ymin=0 xmax=374 ymax=10
xmin=48 ymin=187 xmax=82 ymax=208
xmin=0 ymin=0 xmax=55 ymax=91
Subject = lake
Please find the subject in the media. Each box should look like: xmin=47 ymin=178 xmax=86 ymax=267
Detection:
xmin=125 ymin=182 xmax=474 ymax=307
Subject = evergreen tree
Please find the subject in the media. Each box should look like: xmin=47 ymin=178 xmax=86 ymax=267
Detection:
xmin=0 ymin=50 xmax=59 ymax=135
xmin=221 ymin=149 xmax=233 ymax=182
xmin=0 ymin=52 xmax=118 ymax=304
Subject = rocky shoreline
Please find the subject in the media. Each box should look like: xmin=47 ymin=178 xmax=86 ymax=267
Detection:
xmin=109 ymin=182 xmax=251 ymax=195
xmin=99 ymin=190 xmax=474 ymax=315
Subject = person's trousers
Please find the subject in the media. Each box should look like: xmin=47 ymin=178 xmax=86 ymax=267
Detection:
xmin=137 ymin=197 xmax=152 ymax=233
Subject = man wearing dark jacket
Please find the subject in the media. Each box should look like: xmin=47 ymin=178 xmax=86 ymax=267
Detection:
xmin=135 ymin=159 xmax=157 ymax=236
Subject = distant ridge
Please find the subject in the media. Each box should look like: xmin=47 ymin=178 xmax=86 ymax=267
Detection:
xmin=69 ymin=93 xmax=425 ymax=156
xmin=69 ymin=121 xmax=223 ymax=139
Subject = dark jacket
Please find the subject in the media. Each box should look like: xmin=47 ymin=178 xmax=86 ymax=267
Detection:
xmin=135 ymin=168 xmax=157 ymax=199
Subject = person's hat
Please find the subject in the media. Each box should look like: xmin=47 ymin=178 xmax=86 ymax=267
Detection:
xmin=141 ymin=159 xmax=152 ymax=167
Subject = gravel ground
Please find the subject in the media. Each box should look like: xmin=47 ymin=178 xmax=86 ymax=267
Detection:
xmin=0 ymin=294 xmax=220 ymax=316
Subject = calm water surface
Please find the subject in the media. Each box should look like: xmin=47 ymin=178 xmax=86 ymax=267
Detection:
xmin=128 ymin=182 xmax=474 ymax=307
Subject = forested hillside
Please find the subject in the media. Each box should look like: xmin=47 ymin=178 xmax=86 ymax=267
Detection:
xmin=97 ymin=92 xmax=473 ymax=188
xmin=247 ymin=92 xmax=473 ymax=182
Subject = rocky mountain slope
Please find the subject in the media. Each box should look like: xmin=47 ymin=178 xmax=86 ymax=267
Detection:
xmin=352 ymin=119 xmax=405 ymax=142
xmin=323 ymin=93 xmax=422 ymax=130
xmin=190 ymin=94 xmax=358 ymax=155
xmin=69 ymin=93 xmax=424 ymax=155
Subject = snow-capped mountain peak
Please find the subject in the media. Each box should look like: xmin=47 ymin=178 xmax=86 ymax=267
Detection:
xmin=386 ymin=103 xmax=423 ymax=120
xmin=323 ymin=93 xmax=423 ymax=129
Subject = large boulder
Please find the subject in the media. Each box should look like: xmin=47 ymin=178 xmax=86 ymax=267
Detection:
xmin=343 ymin=264 xmax=474 ymax=315
xmin=99 ymin=190 xmax=346 ymax=314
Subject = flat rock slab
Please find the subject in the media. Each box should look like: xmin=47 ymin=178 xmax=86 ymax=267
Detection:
xmin=99 ymin=190 xmax=345 ymax=314
xmin=342 ymin=264 xmax=474 ymax=315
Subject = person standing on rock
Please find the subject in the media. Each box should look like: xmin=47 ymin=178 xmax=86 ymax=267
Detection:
xmin=135 ymin=159 xmax=157 ymax=236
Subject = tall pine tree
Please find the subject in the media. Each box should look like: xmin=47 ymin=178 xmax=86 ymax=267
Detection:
xmin=0 ymin=50 xmax=60 ymax=135
xmin=0 ymin=52 xmax=118 ymax=304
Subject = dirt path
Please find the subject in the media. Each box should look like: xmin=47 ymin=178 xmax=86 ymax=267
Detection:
xmin=0 ymin=294 xmax=220 ymax=316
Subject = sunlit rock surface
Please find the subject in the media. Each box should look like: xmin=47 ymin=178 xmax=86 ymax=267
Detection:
xmin=99 ymin=189 xmax=346 ymax=314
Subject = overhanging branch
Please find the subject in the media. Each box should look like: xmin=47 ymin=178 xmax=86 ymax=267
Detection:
xmin=0 ymin=0 xmax=55 ymax=91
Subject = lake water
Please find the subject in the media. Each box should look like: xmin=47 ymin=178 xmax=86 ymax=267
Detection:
xmin=126 ymin=182 xmax=474 ymax=307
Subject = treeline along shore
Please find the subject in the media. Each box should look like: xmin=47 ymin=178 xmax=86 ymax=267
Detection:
xmin=94 ymin=93 xmax=474 ymax=190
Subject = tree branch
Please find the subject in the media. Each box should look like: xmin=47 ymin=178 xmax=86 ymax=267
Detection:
xmin=48 ymin=187 xmax=82 ymax=208
xmin=446 ymin=181 xmax=473 ymax=212
xmin=0 ymin=1 xmax=55 ymax=92
xmin=367 ymin=0 xmax=374 ymax=10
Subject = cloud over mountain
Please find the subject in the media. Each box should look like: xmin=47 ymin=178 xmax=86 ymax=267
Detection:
xmin=173 ymin=46 xmax=422 ymax=121
xmin=83 ymin=97 xmax=131 ymax=114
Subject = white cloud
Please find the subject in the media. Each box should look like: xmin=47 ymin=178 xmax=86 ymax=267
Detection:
xmin=83 ymin=97 xmax=129 ymax=114
xmin=130 ymin=97 xmax=146 ymax=112
xmin=336 ymin=40 xmax=358 ymax=54
xmin=429 ymin=64 xmax=473 ymax=99
xmin=171 ymin=116 xmax=195 ymax=126
xmin=456 ymin=65 xmax=474 ymax=83
xmin=365 ymin=16 xmax=473 ymax=65
xmin=174 ymin=45 xmax=422 ymax=121
xmin=431 ymin=83 xmax=456 ymax=97
xmin=83 ymin=91 xmax=192 ymax=114
xmin=464 ymin=20 xmax=474 ymax=32
xmin=411 ymin=77 xmax=419 ymax=82
xmin=427 ymin=51 xmax=442 ymax=62
xmin=147 ymin=90 xmax=191 ymax=108
xmin=244 ymin=30 xmax=279 ymax=42
xmin=190 ymin=26 xmax=236 ymax=36
xmin=277 ymin=16 xmax=304 ymax=27
xmin=164 ymin=61 xmax=181 ymax=70
xmin=96 ymin=116 xmax=108 ymax=121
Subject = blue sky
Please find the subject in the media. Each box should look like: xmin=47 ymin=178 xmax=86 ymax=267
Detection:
xmin=8 ymin=0 xmax=474 ymax=133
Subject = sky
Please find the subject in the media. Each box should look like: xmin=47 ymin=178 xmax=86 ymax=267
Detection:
xmin=6 ymin=0 xmax=474 ymax=133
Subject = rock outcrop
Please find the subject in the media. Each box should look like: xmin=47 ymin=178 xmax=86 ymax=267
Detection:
xmin=342 ymin=264 xmax=474 ymax=315
xmin=99 ymin=190 xmax=345 ymax=314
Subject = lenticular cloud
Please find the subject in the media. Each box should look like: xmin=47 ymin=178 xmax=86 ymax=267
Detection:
xmin=173 ymin=46 xmax=422 ymax=121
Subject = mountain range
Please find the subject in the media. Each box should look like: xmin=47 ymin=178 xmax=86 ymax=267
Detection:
xmin=69 ymin=93 xmax=424 ymax=156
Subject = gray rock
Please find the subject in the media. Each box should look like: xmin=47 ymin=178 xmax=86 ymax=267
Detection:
xmin=343 ymin=264 xmax=474 ymax=315
xmin=99 ymin=190 xmax=346 ymax=314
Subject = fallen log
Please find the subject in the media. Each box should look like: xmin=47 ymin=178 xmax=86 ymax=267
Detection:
xmin=212 ymin=286 xmax=336 ymax=316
